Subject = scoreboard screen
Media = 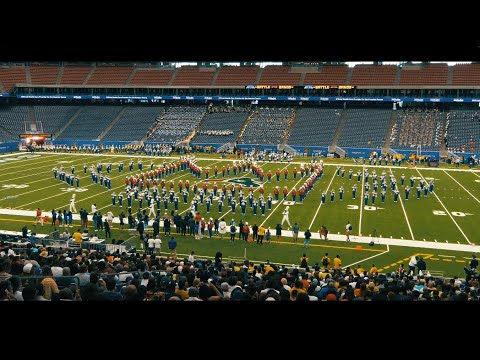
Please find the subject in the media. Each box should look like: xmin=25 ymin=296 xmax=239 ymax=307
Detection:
xmin=19 ymin=134 xmax=52 ymax=150
xmin=246 ymin=85 xmax=355 ymax=90
xmin=19 ymin=133 xmax=52 ymax=139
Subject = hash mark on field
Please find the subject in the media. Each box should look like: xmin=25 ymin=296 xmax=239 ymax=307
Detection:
xmin=438 ymin=255 xmax=455 ymax=258
xmin=442 ymin=259 xmax=453 ymax=262
xmin=443 ymin=170 xmax=480 ymax=205
xmin=456 ymin=260 xmax=466 ymax=263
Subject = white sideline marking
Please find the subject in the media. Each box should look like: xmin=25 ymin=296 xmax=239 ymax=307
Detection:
xmin=343 ymin=243 xmax=390 ymax=269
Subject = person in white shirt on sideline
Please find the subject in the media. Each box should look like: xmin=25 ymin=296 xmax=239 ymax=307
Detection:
xmin=281 ymin=206 xmax=292 ymax=229
xmin=408 ymin=255 xmax=419 ymax=275
xmin=153 ymin=236 xmax=162 ymax=255
xmin=346 ymin=221 xmax=352 ymax=241
xmin=147 ymin=236 xmax=155 ymax=255
xmin=70 ymin=194 xmax=77 ymax=213
xmin=218 ymin=218 xmax=227 ymax=239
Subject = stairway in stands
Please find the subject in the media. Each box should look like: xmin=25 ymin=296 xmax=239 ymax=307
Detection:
xmin=82 ymin=66 xmax=96 ymax=85
xmin=97 ymin=107 xmax=128 ymax=140
xmin=236 ymin=110 xmax=255 ymax=142
xmin=282 ymin=108 xmax=298 ymax=144
xmin=54 ymin=106 xmax=86 ymax=140
xmin=56 ymin=66 xmax=64 ymax=85
xmin=382 ymin=110 xmax=398 ymax=151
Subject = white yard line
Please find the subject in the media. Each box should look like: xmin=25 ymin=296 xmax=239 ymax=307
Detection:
xmin=343 ymin=243 xmax=390 ymax=269
xmin=0 ymin=154 xmax=111 ymax=187
xmin=416 ymin=169 xmax=471 ymax=244
xmin=14 ymin=156 xmax=195 ymax=210
xmin=308 ymin=168 xmax=337 ymax=230
xmin=358 ymin=166 xmax=365 ymax=237
xmin=443 ymin=170 xmax=480 ymax=205
xmin=95 ymin=159 xmax=222 ymax=212
xmin=0 ymin=154 xmax=67 ymax=176
xmin=195 ymin=163 xmax=292 ymax=221
xmin=389 ymin=167 xmax=415 ymax=240
xmin=132 ymin=159 xmax=227 ymax=214
xmin=8 ymin=155 xmax=123 ymax=202
xmin=259 ymin=168 xmax=305 ymax=228
xmin=0 ymin=153 xmax=61 ymax=168
xmin=0 ymin=158 xmax=119 ymax=196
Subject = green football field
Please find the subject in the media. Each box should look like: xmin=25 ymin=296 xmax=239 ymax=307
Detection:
xmin=0 ymin=151 xmax=478 ymax=278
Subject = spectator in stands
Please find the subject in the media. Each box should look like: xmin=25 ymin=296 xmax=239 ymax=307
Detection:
xmin=73 ymin=229 xmax=83 ymax=244
xmin=417 ymin=256 xmax=427 ymax=275
xmin=102 ymin=278 xmax=123 ymax=301
xmin=0 ymin=259 xmax=13 ymax=283
xmin=470 ymin=254 xmax=478 ymax=270
xmin=76 ymin=264 xmax=90 ymax=287
xmin=40 ymin=265 xmax=59 ymax=300
xmin=408 ymin=256 xmax=419 ymax=275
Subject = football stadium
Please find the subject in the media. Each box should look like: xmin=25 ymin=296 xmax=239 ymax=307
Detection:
xmin=0 ymin=61 xmax=479 ymax=301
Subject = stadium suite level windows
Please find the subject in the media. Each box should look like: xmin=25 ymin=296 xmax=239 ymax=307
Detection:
xmin=11 ymin=86 xmax=480 ymax=99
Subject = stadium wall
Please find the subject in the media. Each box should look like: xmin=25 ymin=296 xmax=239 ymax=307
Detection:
xmin=0 ymin=142 xmax=19 ymax=153
xmin=48 ymin=140 xmax=450 ymax=160
xmin=53 ymin=140 xmax=174 ymax=147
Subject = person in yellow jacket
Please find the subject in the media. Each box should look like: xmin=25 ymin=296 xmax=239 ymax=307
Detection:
xmin=73 ymin=229 xmax=83 ymax=243
xmin=257 ymin=225 xmax=266 ymax=245
xmin=333 ymin=255 xmax=342 ymax=270
xmin=369 ymin=264 xmax=378 ymax=276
